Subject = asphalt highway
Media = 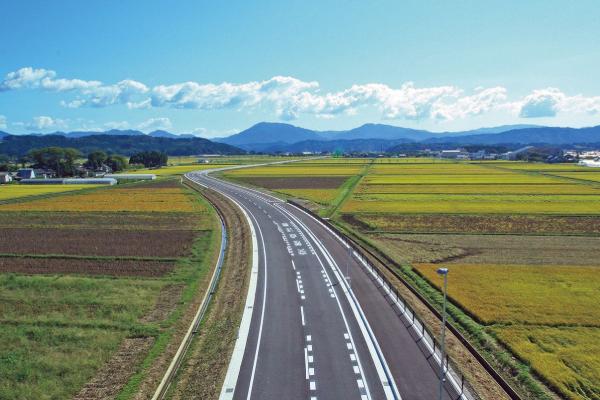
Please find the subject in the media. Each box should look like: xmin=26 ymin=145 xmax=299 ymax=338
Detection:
xmin=186 ymin=170 xmax=454 ymax=400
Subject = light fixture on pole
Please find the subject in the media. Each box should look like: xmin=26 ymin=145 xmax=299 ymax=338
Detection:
xmin=436 ymin=267 xmax=449 ymax=400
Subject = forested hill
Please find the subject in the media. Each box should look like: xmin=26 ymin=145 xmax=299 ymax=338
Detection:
xmin=0 ymin=134 xmax=244 ymax=157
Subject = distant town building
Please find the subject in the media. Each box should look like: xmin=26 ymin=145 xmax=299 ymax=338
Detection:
xmin=578 ymin=159 xmax=600 ymax=167
xmin=21 ymin=178 xmax=117 ymax=185
xmin=0 ymin=173 xmax=12 ymax=184
xmin=104 ymin=174 xmax=156 ymax=180
xmin=439 ymin=149 xmax=469 ymax=159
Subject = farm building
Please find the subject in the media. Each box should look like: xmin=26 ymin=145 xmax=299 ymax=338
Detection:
xmin=16 ymin=168 xmax=35 ymax=179
xmin=104 ymin=174 xmax=156 ymax=180
xmin=579 ymin=159 xmax=600 ymax=167
xmin=21 ymin=178 xmax=117 ymax=185
xmin=0 ymin=173 xmax=13 ymax=183
xmin=439 ymin=149 xmax=469 ymax=159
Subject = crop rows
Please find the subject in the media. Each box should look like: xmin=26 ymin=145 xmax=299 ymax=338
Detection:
xmin=0 ymin=178 xmax=217 ymax=399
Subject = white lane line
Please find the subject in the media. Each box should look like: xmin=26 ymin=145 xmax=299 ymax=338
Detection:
xmin=310 ymin=381 xmax=316 ymax=391
xmin=306 ymin=335 xmax=312 ymax=342
xmin=291 ymin=260 xmax=296 ymax=270
xmin=241 ymin=208 xmax=270 ymax=400
xmin=280 ymin=204 xmax=401 ymax=400
xmin=301 ymin=306 xmax=306 ymax=326
xmin=304 ymin=347 xmax=309 ymax=380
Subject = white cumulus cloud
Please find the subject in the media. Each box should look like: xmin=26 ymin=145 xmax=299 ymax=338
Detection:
xmin=18 ymin=116 xmax=69 ymax=131
xmin=517 ymin=88 xmax=600 ymax=118
xmin=137 ymin=117 xmax=172 ymax=131
xmin=4 ymin=66 xmax=600 ymax=125
xmin=0 ymin=115 xmax=6 ymax=129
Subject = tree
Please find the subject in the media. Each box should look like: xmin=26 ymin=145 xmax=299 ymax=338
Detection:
xmin=129 ymin=151 xmax=168 ymax=168
xmin=28 ymin=147 xmax=82 ymax=177
xmin=106 ymin=155 xmax=128 ymax=172
xmin=84 ymin=151 xmax=108 ymax=170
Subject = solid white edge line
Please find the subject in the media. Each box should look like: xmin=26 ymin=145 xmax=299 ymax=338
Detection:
xmin=188 ymin=172 xmax=259 ymax=400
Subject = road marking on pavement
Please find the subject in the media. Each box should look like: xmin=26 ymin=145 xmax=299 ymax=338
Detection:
xmin=283 ymin=203 xmax=404 ymax=400
xmin=301 ymin=306 xmax=305 ymax=326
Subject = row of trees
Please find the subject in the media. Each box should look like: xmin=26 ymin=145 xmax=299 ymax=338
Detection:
xmin=1 ymin=147 xmax=168 ymax=177
xmin=129 ymin=151 xmax=168 ymax=168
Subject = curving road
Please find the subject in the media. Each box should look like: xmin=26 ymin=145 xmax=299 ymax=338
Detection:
xmin=187 ymin=169 xmax=455 ymax=400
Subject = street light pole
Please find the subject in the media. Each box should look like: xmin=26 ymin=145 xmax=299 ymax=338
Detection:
xmin=436 ymin=267 xmax=449 ymax=400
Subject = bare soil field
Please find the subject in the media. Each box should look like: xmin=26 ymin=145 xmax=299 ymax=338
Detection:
xmin=0 ymin=211 xmax=208 ymax=230
xmin=0 ymin=227 xmax=200 ymax=257
xmin=369 ymin=233 xmax=600 ymax=265
xmin=343 ymin=213 xmax=600 ymax=235
xmin=237 ymin=176 xmax=349 ymax=189
xmin=0 ymin=257 xmax=176 ymax=277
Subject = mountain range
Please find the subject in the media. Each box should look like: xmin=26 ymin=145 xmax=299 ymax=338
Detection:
xmin=215 ymin=122 xmax=600 ymax=152
xmin=2 ymin=122 xmax=600 ymax=156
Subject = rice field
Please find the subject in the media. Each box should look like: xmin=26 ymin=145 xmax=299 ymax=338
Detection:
xmin=414 ymin=263 xmax=600 ymax=325
xmin=0 ymin=177 xmax=218 ymax=399
xmin=224 ymin=164 xmax=363 ymax=176
xmin=0 ymin=184 xmax=97 ymax=201
xmin=342 ymin=194 xmax=600 ymax=214
xmin=363 ymin=173 xmax=564 ymax=184
xmin=492 ymin=326 xmax=600 ymax=400
xmin=0 ymin=182 xmax=205 ymax=212
xmin=546 ymin=172 xmax=600 ymax=183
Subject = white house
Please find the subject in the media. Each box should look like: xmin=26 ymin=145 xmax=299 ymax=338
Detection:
xmin=0 ymin=173 xmax=12 ymax=183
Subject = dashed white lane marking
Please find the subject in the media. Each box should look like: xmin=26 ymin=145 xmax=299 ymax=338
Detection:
xmin=291 ymin=260 xmax=296 ymax=270
xmin=306 ymin=335 xmax=312 ymax=342
xmin=344 ymin=333 xmax=350 ymax=340
xmin=301 ymin=306 xmax=305 ymax=326
xmin=304 ymin=347 xmax=310 ymax=380
xmin=310 ymin=381 xmax=316 ymax=391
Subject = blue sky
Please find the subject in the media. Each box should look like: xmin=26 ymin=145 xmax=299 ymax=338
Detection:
xmin=1 ymin=0 xmax=600 ymax=137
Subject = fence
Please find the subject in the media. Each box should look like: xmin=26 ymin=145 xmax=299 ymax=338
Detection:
xmin=288 ymin=200 xmax=522 ymax=400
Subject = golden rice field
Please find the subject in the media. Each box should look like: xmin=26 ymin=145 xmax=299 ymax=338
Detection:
xmin=363 ymin=173 xmax=564 ymax=185
xmin=0 ymin=184 xmax=97 ymax=201
xmin=128 ymin=164 xmax=232 ymax=176
xmin=0 ymin=185 xmax=204 ymax=212
xmin=546 ymin=172 xmax=600 ymax=183
xmin=414 ymin=263 xmax=600 ymax=326
xmin=373 ymin=157 xmax=452 ymax=163
xmin=492 ymin=326 xmax=600 ymax=400
xmin=342 ymin=194 xmax=600 ymax=214
xmin=369 ymin=164 xmax=506 ymax=175
xmin=490 ymin=162 xmax=591 ymax=171
xmin=225 ymin=165 xmax=363 ymax=176
xmin=355 ymin=183 xmax=600 ymax=194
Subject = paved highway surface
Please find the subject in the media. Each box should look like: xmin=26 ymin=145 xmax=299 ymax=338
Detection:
xmin=187 ymin=169 xmax=455 ymax=400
